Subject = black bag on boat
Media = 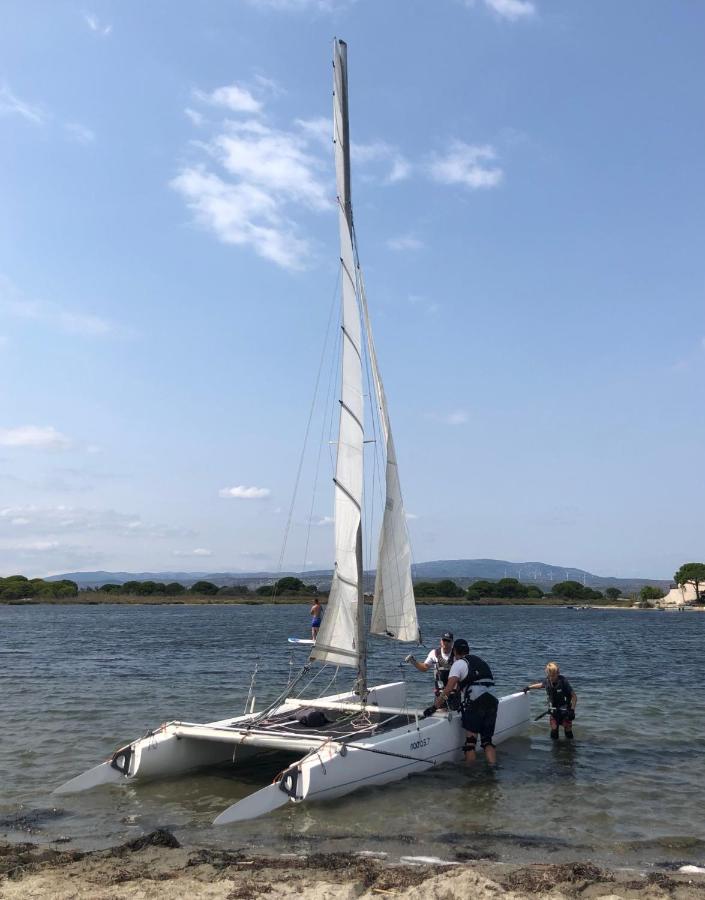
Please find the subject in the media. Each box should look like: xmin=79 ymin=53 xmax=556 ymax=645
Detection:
xmin=295 ymin=708 xmax=328 ymax=728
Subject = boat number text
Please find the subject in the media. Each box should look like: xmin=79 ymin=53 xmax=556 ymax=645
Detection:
xmin=410 ymin=737 xmax=430 ymax=751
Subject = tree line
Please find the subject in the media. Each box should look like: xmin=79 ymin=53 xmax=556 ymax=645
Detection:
xmin=0 ymin=575 xmax=78 ymax=600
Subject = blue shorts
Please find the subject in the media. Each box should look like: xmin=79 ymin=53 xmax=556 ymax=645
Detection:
xmin=311 ymin=618 xmax=321 ymax=628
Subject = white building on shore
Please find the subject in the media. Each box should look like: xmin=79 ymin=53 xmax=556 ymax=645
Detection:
xmin=659 ymin=581 xmax=704 ymax=608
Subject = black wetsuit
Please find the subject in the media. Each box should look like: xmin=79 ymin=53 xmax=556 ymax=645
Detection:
xmin=542 ymin=675 xmax=575 ymax=726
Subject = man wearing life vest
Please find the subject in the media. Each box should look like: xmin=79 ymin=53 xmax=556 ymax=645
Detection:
xmin=404 ymin=631 xmax=454 ymax=697
xmin=433 ymin=638 xmax=498 ymax=765
xmin=524 ymin=661 xmax=577 ymax=740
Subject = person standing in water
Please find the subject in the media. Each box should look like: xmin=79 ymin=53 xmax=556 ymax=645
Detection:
xmin=404 ymin=631 xmax=454 ymax=699
xmin=310 ymin=599 xmax=322 ymax=640
xmin=525 ymin=661 xmax=577 ymax=740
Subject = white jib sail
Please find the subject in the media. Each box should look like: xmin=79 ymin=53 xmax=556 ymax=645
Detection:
xmin=310 ymin=39 xmax=363 ymax=669
xmin=359 ymin=276 xmax=420 ymax=643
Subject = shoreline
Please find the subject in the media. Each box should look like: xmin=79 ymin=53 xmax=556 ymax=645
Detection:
xmin=2 ymin=832 xmax=704 ymax=899
xmin=1 ymin=594 xmax=641 ymax=608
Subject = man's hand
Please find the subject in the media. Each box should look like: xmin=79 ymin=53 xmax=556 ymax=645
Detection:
xmin=422 ymin=705 xmax=436 ymax=718
xmin=523 ymin=686 xmax=531 ymax=694
xmin=404 ymin=654 xmax=416 ymax=664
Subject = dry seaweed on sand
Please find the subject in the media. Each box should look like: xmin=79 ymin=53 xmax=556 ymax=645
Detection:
xmin=500 ymin=861 xmax=614 ymax=893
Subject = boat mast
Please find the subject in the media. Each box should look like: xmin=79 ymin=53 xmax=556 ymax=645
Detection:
xmin=335 ymin=38 xmax=367 ymax=696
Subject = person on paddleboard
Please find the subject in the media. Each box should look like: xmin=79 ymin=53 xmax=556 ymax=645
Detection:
xmin=434 ymin=638 xmax=498 ymax=765
xmin=524 ymin=661 xmax=577 ymax=740
xmin=310 ymin=599 xmax=322 ymax=640
xmin=404 ymin=631 xmax=454 ymax=698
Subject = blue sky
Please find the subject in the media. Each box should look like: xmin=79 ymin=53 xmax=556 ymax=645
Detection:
xmin=1 ymin=0 xmax=703 ymax=580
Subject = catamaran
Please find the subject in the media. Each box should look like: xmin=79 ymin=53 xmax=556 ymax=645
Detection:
xmin=55 ymin=39 xmax=530 ymax=824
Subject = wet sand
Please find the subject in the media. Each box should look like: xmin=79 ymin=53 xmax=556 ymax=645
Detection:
xmin=2 ymin=831 xmax=704 ymax=899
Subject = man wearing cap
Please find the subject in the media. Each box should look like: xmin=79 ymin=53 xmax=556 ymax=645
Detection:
xmin=404 ymin=632 xmax=454 ymax=698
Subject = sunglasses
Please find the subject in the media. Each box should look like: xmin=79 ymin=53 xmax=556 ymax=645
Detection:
xmin=441 ymin=638 xmax=452 ymax=642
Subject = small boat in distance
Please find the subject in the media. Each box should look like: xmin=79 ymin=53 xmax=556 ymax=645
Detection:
xmin=55 ymin=40 xmax=530 ymax=824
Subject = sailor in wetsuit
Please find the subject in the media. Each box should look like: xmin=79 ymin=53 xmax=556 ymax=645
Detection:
xmin=404 ymin=631 xmax=454 ymax=698
xmin=525 ymin=661 xmax=577 ymax=740
xmin=310 ymin=600 xmax=322 ymax=640
xmin=434 ymin=638 xmax=499 ymax=765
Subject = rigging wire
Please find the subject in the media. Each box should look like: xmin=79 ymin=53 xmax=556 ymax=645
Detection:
xmin=301 ymin=279 xmax=342 ymax=575
xmin=272 ymin=269 xmax=341 ymax=601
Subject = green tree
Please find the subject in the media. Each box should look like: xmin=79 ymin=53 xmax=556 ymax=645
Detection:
xmin=551 ymin=580 xmax=585 ymax=600
xmin=165 ymin=582 xmax=186 ymax=595
xmin=190 ymin=580 xmax=218 ymax=595
xmin=640 ymin=585 xmax=665 ymax=602
xmin=674 ymin=562 xmax=705 ymax=603
xmin=495 ymin=578 xmax=528 ymax=599
xmin=255 ymin=584 xmax=275 ymax=596
xmin=121 ymin=581 xmax=142 ymax=594
xmin=605 ymin=588 xmax=622 ymax=602
xmin=526 ymin=584 xmax=544 ymax=599
xmin=434 ymin=579 xmax=464 ymax=598
xmin=413 ymin=581 xmax=440 ymax=597
xmin=466 ymin=580 xmax=495 ymax=600
xmin=274 ymin=576 xmax=307 ymax=594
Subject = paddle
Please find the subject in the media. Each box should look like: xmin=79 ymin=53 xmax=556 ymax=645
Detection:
xmin=213 ymin=782 xmax=290 ymax=825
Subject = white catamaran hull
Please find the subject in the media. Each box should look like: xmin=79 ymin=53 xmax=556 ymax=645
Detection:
xmin=55 ymin=682 xmax=530 ymax=822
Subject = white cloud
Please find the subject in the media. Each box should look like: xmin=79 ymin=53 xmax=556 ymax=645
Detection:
xmin=172 ymin=166 xmax=311 ymax=269
xmin=214 ymin=120 xmax=329 ymax=210
xmin=429 ymin=142 xmax=503 ymax=190
xmin=431 ymin=410 xmax=469 ymax=426
xmin=172 ymin=547 xmax=213 ymax=557
xmin=0 ymin=505 xmax=194 ymax=539
xmin=405 ymin=512 xmax=419 ymax=520
xmin=0 ymin=275 xmax=120 ymax=337
xmin=244 ymin=0 xmax=354 ymax=10
xmin=219 ymin=485 xmax=271 ymax=499
xmin=84 ymin=13 xmax=112 ymax=36
xmin=0 ymin=85 xmax=45 ymax=125
xmin=483 ymin=0 xmax=535 ymax=21
xmin=0 ymin=426 xmax=71 ymax=449
xmin=185 ymin=107 xmax=205 ymax=127
xmin=310 ymin=515 xmax=334 ymax=526
xmin=194 ymin=83 xmax=262 ymax=114
xmin=387 ymin=234 xmax=424 ymax=252
xmin=65 ymin=122 xmax=96 ymax=144
xmin=387 ymin=156 xmax=412 ymax=183
xmin=461 ymin=0 xmax=535 ymax=21
xmin=295 ymin=117 xmax=330 ymax=147
xmin=0 ymin=539 xmax=60 ymax=552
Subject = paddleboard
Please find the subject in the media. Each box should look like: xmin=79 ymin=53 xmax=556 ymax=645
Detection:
xmin=287 ymin=638 xmax=314 ymax=645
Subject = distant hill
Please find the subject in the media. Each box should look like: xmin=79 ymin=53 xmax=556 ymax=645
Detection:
xmin=47 ymin=560 xmax=671 ymax=594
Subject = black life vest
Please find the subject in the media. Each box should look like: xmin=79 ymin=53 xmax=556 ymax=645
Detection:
xmin=433 ymin=647 xmax=453 ymax=690
xmin=459 ymin=654 xmax=494 ymax=697
xmin=545 ymin=675 xmax=572 ymax=711
xmin=445 ymin=654 xmax=494 ymax=709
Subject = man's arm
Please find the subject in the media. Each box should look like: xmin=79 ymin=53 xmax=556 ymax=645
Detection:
xmin=434 ymin=675 xmax=459 ymax=708
xmin=523 ymin=681 xmax=544 ymax=693
xmin=404 ymin=654 xmax=431 ymax=672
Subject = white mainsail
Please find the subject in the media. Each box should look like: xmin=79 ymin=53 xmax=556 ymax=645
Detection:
xmin=309 ymin=39 xmax=364 ymax=671
xmin=359 ymin=275 xmax=419 ymax=643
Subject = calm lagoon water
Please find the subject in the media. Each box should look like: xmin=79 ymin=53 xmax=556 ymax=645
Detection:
xmin=2 ymin=603 xmax=704 ymax=868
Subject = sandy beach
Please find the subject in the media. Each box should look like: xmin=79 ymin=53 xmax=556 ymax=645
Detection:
xmin=2 ymin=831 xmax=705 ymax=900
